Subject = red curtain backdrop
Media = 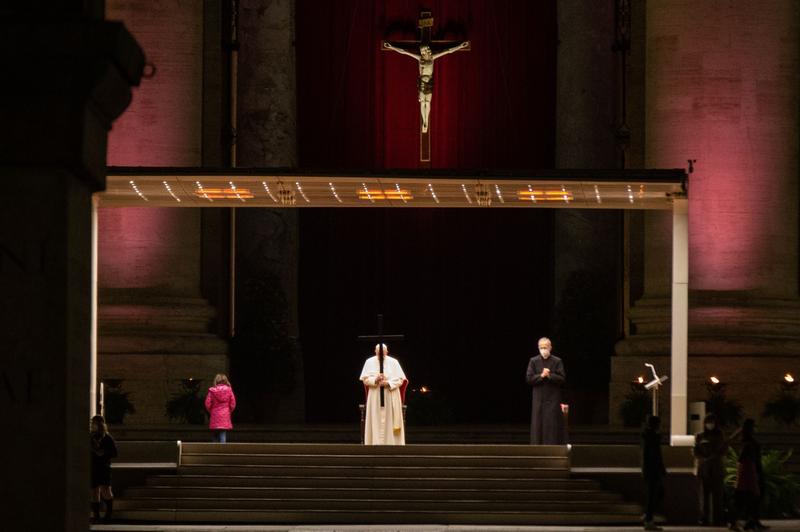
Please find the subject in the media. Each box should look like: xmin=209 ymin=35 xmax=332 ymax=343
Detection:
xmin=296 ymin=0 xmax=557 ymax=169
xmin=295 ymin=1 xmax=558 ymax=424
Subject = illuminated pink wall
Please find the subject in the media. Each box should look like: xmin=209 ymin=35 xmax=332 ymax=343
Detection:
xmin=105 ymin=0 xmax=202 ymax=166
xmin=646 ymin=1 xmax=798 ymax=297
xmin=98 ymin=208 xmax=201 ymax=295
xmin=101 ymin=0 xmax=204 ymax=294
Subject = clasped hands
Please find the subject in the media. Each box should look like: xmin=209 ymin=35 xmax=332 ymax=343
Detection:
xmin=375 ymin=374 xmax=391 ymax=387
xmin=540 ymin=368 xmax=551 ymax=379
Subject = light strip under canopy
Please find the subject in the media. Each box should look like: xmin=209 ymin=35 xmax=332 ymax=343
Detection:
xmin=102 ymin=167 xmax=686 ymax=210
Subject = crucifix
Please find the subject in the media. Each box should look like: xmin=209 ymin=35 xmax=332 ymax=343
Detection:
xmin=382 ymin=11 xmax=470 ymax=166
xmin=357 ymin=314 xmax=404 ymax=406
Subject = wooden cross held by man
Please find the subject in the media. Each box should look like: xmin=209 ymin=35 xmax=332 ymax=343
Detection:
xmin=357 ymin=314 xmax=404 ymax=406
xmin=382 ymin=11 xmax=470 ymax=165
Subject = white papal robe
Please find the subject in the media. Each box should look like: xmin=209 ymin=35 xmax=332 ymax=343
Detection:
xmin=360 ymin=355 xmax=406 ymax=445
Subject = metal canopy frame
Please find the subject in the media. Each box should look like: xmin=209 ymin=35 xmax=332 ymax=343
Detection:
xmin=101 ymin=167 xmax=687 ymax=210
xmin=92 ymin=166 xmax=692 ymax=445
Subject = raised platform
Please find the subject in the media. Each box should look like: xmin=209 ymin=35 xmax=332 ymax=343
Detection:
xmin=110 ymin=423 xmax=650 ymax=444
xmin=113 ymin=443 xmax=652 ymax=525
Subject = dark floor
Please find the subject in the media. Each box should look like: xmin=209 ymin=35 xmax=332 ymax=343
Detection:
xmin=91 ymin=521 xmax=800 ymax=531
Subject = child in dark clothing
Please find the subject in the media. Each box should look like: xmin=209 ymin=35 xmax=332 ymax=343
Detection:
xmin=731 ymin=419 xmax=769 ymax=531
xmin=641 ymin=414 xmax=666 ymax=531
xmin=90 ymin=415 xmax=118 ymax=523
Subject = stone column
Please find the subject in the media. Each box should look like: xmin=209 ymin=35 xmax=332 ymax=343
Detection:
xmin=99 ymin=0 xmax=228 ymax=424
xmin=0 ymin=6 xmax=143 ymax=530
xmin=233 ymin=0 xmax=305 ymax=422
xmin=671 ymin=197 xmax=689 ymax=443
xmin=614 ymin=1 xmax=800 ymax=426
xmin=553 ymin=0 xmax=621 ymax=424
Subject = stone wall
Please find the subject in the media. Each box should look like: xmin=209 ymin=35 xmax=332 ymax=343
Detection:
xmin=553 ymin=0 xmax=621 ymax=424
xmin=0 ymin=4 xmax=143 ymax=528
xmin=233 ymin=0 xmax=305 ymax=423
xmin=101 ymin=0 xmax=228 ymax=424
xmin=611 ymin=0 xmax=800 ymax=427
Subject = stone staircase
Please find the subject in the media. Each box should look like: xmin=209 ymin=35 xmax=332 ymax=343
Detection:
xmin=114 ymin=442 xmax=643 ymax=525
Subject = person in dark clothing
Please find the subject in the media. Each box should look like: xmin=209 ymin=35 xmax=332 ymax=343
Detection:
xmin=525 ymin=337 xmax=566 ymax=445
xmin=694 ymin=413 xmax=737 ymax=526
xmin=641 ymin=414 xmax=666 ymax=531
xmin=90 ymin=415 xmax=118 ymax=523
xmin=732 ymin=419 xmax=769 ymax=532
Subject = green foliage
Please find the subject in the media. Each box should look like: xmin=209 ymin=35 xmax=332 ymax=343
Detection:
xmin=103 ymin=379 xmax=135 ymax=424
xmin=619 ymin=384 xmax=651 ymax=428
xmin=763 ymin=392 xmax=800 ymax=427
xmin=724 ymin=447 xmax=800 ymax=518
xmin=165 ymin=379 xmax=206 ymax=425
xmin=406 ymin=389 xmax=455 ymax=426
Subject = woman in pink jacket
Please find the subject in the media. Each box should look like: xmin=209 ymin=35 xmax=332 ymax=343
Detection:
xmin=204 ymin=374 xmax=236 ymax=443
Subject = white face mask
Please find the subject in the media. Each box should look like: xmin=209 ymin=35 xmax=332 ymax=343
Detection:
xmin=539 ymin=348 xmax=550 ymax=357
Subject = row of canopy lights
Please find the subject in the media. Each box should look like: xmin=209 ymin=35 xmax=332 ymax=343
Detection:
xmin=128 ymin=180 xmax=647 ymax=205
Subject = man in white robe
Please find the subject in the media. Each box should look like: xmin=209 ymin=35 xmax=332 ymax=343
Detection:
xmin=360 ymin=344 xmax=406 ymax=445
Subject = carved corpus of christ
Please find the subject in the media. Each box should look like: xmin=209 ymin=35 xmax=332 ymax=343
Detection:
xmin=382 ymin=39 xmax=470 ymax=133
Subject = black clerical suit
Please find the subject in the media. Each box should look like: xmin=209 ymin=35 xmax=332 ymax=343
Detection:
xmin=642 ymin=424 xmax=666 ymax=523
xmin=526 ymin=354 xmax=566 ymax=445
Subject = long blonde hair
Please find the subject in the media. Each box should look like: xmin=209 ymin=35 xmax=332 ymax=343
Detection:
xmin=214 ymin=373 xmax=231 ymax=386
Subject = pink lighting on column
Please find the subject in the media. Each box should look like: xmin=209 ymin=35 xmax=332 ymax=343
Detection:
xmin=100 ymin=1 xmax=204 ymax=296
xmin=105 ymin=1 xmax=202 ymax=167
xmin=647 ymin=2 xmax=798 ymax=297
xmin=98 ymin=208 xmax=201 ymax=294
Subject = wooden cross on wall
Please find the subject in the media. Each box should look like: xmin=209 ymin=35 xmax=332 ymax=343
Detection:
xmin=382 ymin=11 xmax=470 ymax=167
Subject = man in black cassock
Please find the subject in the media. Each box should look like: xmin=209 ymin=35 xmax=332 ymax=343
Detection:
xmin=526 ymin=337 xmax=566 ymax=444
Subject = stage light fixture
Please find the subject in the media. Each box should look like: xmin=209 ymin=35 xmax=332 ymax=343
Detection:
xmin=295 ymin=181 xmax=310 ymax=203
xmin=163 ymin=180 xmax=181 ymax=202
xmin=461 ymin=184 xmax=473 ymax=204
xmin=129 ymin=180 xmax=148 ymax=201
xmin=262 ymin=181 xmax=278 ymax=203
xmin=517 ymin=189 xmax=574 ymax=202
xmin=474 ymin=183 xmax=491 ymax=206
xmin=277 ymin=181 xmax=296 ymax=205
xmin=357 ymin=187 xmax=414 ymax=201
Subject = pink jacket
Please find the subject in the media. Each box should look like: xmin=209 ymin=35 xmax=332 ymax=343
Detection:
xmin=204 ymin=384 xmax=236 ymax=430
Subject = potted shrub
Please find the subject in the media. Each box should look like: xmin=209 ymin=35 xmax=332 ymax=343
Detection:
xmin=165 ymin=378 xmax=207 ymax=425
xmin=102 ymin=379 xmax=135 ymax=424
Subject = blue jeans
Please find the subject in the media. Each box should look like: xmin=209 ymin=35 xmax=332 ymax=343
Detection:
xmin=212 ymin=430 xmax=227 ymax=443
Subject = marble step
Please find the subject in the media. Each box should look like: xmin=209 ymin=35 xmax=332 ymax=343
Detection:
xmin=179 ymin=452 xmax=569 ymax=468
xmin=124 ymin=485 xmax=625 ymax=502
xmin=114 ymin=443 xmax=642 ymax=524
xmin=181 ymin=442 xmax=570 ymax=456
xmin=145 ymin=473 xmax=599 ymax=490
xmin=115 ymin=497 xmax=641 ymax=513
xmin=112 ymin=508 xmax=642 ymax=525
xmin=174 ymin=464 xmax=572 ymax=479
